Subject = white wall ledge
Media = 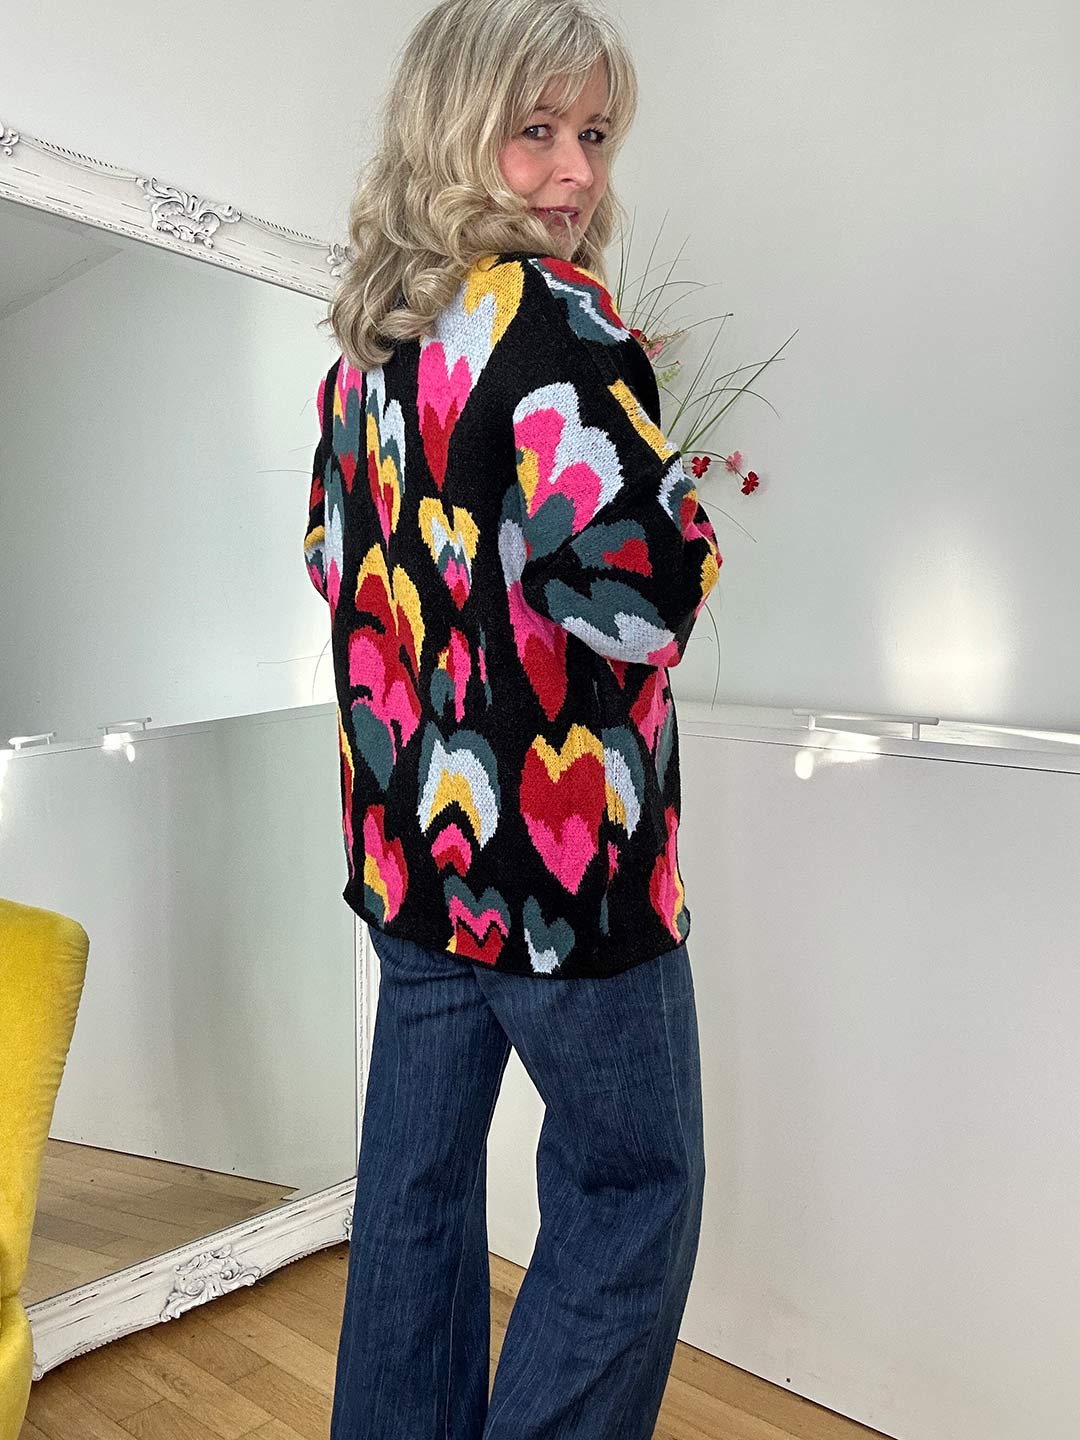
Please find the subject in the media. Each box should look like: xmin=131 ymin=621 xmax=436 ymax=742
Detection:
xmin=676 ymin=700 xmax=1080 ymax=775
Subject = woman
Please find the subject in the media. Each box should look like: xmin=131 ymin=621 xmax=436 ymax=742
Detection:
xmin=305 ymin=2 xmax=721 ymax=1435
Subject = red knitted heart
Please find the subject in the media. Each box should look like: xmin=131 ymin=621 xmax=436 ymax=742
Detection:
xmin=520 ymin=726 xmax=605 ymax=893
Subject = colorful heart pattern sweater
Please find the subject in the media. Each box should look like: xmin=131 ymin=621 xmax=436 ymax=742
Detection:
xmin=304 ymin=251 xmax=721 ymax=978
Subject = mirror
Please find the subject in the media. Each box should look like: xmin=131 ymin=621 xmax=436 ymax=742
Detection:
xmin=0 ymin=188 xmax=361 ymax=1358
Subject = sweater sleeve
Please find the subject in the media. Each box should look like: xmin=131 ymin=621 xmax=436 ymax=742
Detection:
xmin=504 ymin=257 xmax=721 ymax=668
xmin=303 ymin=364 xmax=334 ymax=602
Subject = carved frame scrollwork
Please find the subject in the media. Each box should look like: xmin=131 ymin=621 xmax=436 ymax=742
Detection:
xmin=0 ymin=116 xmax=351 ymax=293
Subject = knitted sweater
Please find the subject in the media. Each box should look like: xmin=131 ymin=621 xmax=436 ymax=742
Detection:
xmin=304 ymin=250 xmax=721 ymax=978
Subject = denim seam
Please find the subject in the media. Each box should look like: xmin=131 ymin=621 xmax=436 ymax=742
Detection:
xmin=480 ymin=1001 xmax=567 ymax=1433
xmin=609 ymin=952 xmax=691 ymax=1440
xmin=444 ymin=1029 xmax=511 ymax=1439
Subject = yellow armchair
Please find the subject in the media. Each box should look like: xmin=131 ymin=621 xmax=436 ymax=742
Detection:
xmin=0 ymin=898 xmax=89 ymax=1440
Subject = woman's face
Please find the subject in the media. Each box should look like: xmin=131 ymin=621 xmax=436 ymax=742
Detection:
xmin=497 ymin=62 xmax=612 ymax=255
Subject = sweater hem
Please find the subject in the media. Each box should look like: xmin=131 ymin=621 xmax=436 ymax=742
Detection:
xmin=343 ymin=884 xmax=690 ymax=980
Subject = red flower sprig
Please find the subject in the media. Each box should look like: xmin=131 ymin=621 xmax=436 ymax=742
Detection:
xmin=629 ymin=329 xmax=761 ymax=500
xmin=690 ymin=451 xmax=760 ymax=496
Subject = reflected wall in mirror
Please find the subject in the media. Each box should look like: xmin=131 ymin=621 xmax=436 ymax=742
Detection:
xmin=0 ymin=193 xmax=340 ymax=742
xmin=0 ymin=189 xmax=361 ymax=1352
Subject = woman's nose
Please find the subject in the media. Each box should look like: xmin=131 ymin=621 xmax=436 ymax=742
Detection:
xmin=550 ymin=137 xmax=595 ymax=189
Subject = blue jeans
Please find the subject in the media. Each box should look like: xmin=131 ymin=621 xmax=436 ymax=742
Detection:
xmin=330 ymin=926 xmax=706 ymax=1440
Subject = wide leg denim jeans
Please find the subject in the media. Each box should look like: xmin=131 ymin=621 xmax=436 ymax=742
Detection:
xmin=329 ymin=925 xmax=706 ymax=1440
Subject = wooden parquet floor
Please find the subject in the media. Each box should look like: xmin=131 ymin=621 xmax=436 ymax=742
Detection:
xmin=21 ymin=1243 xmax=894 ymax=1439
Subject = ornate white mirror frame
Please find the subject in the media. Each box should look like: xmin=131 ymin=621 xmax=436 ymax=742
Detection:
xmin=0 ymin=115 xmax=377 ymax=1378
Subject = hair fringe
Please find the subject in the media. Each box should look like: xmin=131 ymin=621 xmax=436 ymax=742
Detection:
xmin=320 ymin=0 xmax=639 ymax=372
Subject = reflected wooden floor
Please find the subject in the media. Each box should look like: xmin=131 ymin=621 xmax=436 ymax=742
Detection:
xmin=24 ymin=1140 xmax=297 ymax=1304
xmin=22 ymin=1243 xmax=896 ymax=1440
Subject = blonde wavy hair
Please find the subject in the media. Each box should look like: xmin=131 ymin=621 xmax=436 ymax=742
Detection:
xmin=321 ymin=0 xmax=639 ymax=372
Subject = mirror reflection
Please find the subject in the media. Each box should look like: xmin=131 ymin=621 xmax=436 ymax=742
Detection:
xmin=0 ymin=195 xmax=356 ymax=1306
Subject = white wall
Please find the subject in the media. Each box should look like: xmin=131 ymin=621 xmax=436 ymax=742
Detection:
xmin=623 ymin=1 xmax=1079 ymax=730
xmin=0 ymin=222 xmax=338 ymax=743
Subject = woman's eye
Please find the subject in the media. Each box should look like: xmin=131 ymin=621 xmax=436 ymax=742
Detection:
xmin=522 ymin=124 xmax=607 ymax=144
